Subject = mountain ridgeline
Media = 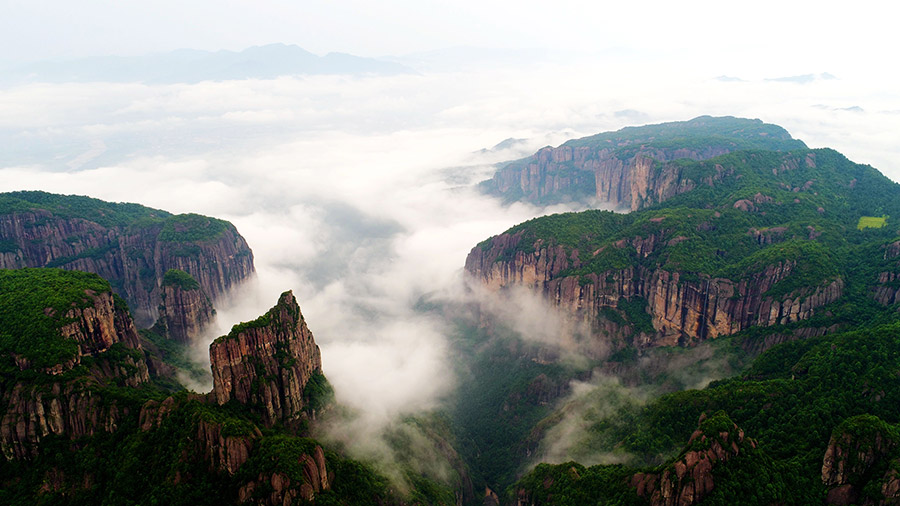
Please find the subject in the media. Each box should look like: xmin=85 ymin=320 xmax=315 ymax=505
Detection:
xmin=0 ymin=191 xmax=255 ymax=328
xmin=0 ymin=269 xmax=417 ymax=505
xmin=6 ymin=116 xmax=900 ymax=505
xmin=469 ymin=138 xmax=900 ymax=352
xmin=481 ymin=116 xmax=807 ymax=208
xmin=457 ymin=116 xmax=900 ymax=504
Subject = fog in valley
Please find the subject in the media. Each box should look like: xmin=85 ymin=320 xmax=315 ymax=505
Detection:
xmin=2 ymin=44 xmax=900 ymax=473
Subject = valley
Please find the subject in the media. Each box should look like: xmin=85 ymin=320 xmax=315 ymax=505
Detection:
xmin=3 ymin=117 xmax=900 ymax=505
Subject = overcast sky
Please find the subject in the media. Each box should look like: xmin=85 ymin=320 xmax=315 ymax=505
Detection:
xmin=1 ymin=0 xmax=896 ymax=80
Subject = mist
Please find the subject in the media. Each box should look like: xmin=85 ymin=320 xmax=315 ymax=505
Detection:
xmin=2 ymin=58 xmax=900 ymax=475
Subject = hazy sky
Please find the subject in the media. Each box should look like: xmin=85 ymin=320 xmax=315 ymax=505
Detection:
xmin=1 ymin=0 xmax=896 ymax=80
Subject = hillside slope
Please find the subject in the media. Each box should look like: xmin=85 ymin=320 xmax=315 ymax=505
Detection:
xmin=481 ymin=116 xmax=807 ymax=208
xmin=0 ymin=191 xmax=255 ymax=327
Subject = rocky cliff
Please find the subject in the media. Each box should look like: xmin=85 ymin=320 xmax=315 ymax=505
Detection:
xmin=873 ymin=240 xmax=900 ymax=308
xmin=209 ymin=291 xmax=323 ymax=427
xmin=466 ymin=229 xmax=843 ymax=350
xmin=0 ymin=271 xmax=150 ymax=460
xmin=514 ymin=412 xmax=759 ymax=506
xmin=483 ymin=116 xmax=805 ymax=208
xmin=629 ymin=412 xmax=755 ymax=506
xmin=821 ymin=415 xmax=900 ymax=506
xmin=157 ymin=269 xmax=216 ymax=343
xmin=0 ymin=191 xmax=255 ymax=327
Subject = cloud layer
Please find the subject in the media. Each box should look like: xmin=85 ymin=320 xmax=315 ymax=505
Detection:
xmin=1 ymin=63 xmax=899 ymax=440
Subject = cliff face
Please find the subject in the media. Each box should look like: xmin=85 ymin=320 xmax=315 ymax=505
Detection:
xmin=1 ymin=290 xmax=150 ymax=460
xmin=158 ymin=281 xmax=216 ymax=343
xmin=873 ymin=240 xmax=900 ymax=307
xmin=138 ymin=396 xmax=333 ymax=505
xmin=209 ymin=291 xmax=323 ymax=427
xmin=630 ymin=413 xmax=754 ymax=506
xmin=0 ymin=208 xmax=254 ymax=327
xmin=490 ymin=145 xmax=730 ymax=210
xmin=466 ymin=231 xmax=843 ymax=350
xmin=821 ymin=415 xmax=900 ymax=506
xmin=483 ymin=116 xmax=805 ymax=208
xmin=237 ymin=445 xmax=332 ymax=505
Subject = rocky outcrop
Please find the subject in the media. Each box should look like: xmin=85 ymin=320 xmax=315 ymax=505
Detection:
xmin=483 ymin=117 xmax=804 ymax=209
xmin=488 ymin=144 xmax=731 ymax=210
xmin=822 ymin=415 xmax=900 ymax=506
xmin=873 ymin=240 xmax=900 ymax=308
xmin=157 ymin=270 xmax=216 ymax=343
xmin=1 ymin=289 xmax=150 ymax=460
xmin=0 ymin=204 xmax=254 ymax=327
xmin=237 ymin=445 xmax=332 ymax=505
xmin=466 ymin=232 xmax=843 ymax=349
xmin=209 ymin=291 xmax=323 ymax=427
xmin=630 ymin=412 xmax=755 ymax=506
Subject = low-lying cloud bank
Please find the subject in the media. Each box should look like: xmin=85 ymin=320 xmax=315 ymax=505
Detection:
xmin=1 ymin=63 xmax=899 ymax=466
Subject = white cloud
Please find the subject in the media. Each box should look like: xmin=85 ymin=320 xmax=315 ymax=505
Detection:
xmin=1 ymin=61 xmax=899 ymax=442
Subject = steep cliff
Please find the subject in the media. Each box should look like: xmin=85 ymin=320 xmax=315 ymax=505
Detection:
xmin=482 ymin=116 xmax=806 ymax=208
xmin=514 ymin=412 xmax=763 ymax=506
xmin=157 ymin=269 xmax=216 ymax=343
xmin=209 ymin=291 xmax=323 ymax=427
xmin=467 ymin=147 xmax=900 ymax=351
xmin=873 ymin=239 xmax=900 ymax=308
xmin=0 ymin=268 xmax=150 ymax=460
xmin=0 ymin=191 xmax=255 ymax=327
xmin=629 ymin=413 xmax=757 ymax=506
xmin=821 ymin=415 xmax=900 ymax=506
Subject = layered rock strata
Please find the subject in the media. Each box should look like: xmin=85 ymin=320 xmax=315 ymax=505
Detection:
xmin=1 ymin=290 xmax=150 ymax=460
xmin=158 ymin=271 xmax=216 ymax=343
xmin=630 ymin=413 xmax=754 ymax=506
xmin=0 ymin=208 xmax=254 ymax=327
xmin=821 ymin=415 xmax=900 ymax=506
xmin=209 ymin=291 xmax=323 ymax=427
xmin=466 ymin=231 xmax=843 ymax=349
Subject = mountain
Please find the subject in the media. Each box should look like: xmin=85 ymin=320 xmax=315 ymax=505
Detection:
xmin=0 ymin=191 xmax=254 ymax=328
xmin=468 ymin=146 xmax=899 ymax=352
xmin=458 ymin=117 xmax=900 ymax=504
xmin=0 ymin=271 xmax=430 ymax=505
xmin=0 ymin=44 xmax=414 ymax=85
xmin=480 ymin=116 xmax=807 ymax=207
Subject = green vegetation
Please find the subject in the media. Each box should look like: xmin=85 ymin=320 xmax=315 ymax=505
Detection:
xmin=858 ymin=215 xmax=888 ymax=230
xmin=217 ymin=291 xmax=299 ymax=342
xmin=157 ymin=213 xmax=230 ymax=243
xmin=160 ymin=268 xmax=200 ymax=291
xmin=482 ymin=148 xmax=900 ymax=307
xmin=485 ymin=116 xmax=809 ymax=205
xmin=562 ymin=116 xmax=806 ymax=151
xmin=511 ymin=321 xmax=900 ymax=504
xmin=0 ymin=268 xmax=111 ymax=372
xmin=303 ymin=371 xmax=335 ymax=415
xmin=0 ymin=190 xmax=170 ymax=228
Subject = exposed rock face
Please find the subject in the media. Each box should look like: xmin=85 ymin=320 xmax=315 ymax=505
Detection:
xmin=158 ymin=279 xmax=216 ymax=343
xmin=483 ymin=116 xmax=805 ymax=208
xmin=1 ymin=290 xmax=150 ymax=460
xmin=630 ymin=413 xmax=755 ymax=506
xmin=874 ymin=240 xmax=900 ymax=308
xmin=0 ymin=209 xmax=254 ymax=327
xmin=487 ymin=145 xmax=733 ymax=210
xmin=237 ymin=445 xmax=331 ymax=505
xmin=209 ymin=291 xmax=323 ymax=427
xmin=821 ymin=415 xmax=900 ymax=506
xmin=465 ymin=231 xmax=843 ymax=349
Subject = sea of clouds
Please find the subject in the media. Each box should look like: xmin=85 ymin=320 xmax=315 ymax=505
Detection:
xmin=1 ymin=58 xmax=899 ymax=455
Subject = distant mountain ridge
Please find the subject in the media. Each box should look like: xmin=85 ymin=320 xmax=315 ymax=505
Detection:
xmin=481 ymin=116 xmax=807 ymax=208
xmin=0 ymin=43 xmax=414 ymax=84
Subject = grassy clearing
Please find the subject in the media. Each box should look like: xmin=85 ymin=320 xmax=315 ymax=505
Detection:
xmin=858 ymin=215 xmax=888 ymax=230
